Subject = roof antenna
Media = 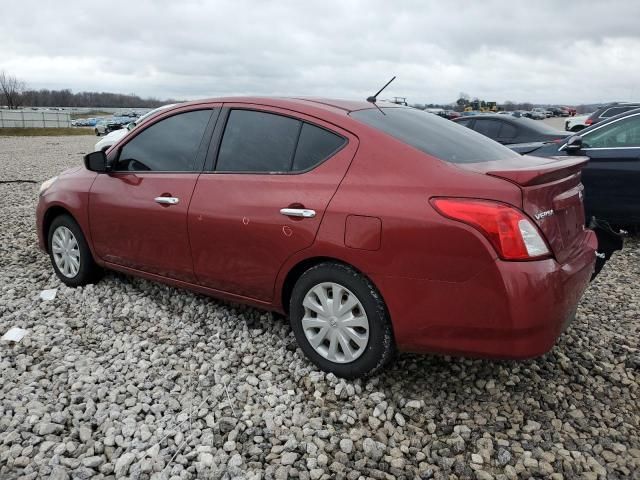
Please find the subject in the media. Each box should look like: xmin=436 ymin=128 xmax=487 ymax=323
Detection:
xmin=367 ymin=76 xmax=396 ymax=115
xmin=367 ymin=76 xmax=396 ymax=103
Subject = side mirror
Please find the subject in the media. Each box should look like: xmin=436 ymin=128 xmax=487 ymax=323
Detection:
xmin=84 ymin=150 xmax=109 ymax=172
xmin=564 ymin=135 xmax=583 ymax=154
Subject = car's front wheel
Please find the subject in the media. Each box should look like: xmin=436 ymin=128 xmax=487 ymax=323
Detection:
xmin=289 ymin=262 xmax=395 ymax=379
xmin=48 ymin=215 xmax=102 ymax=287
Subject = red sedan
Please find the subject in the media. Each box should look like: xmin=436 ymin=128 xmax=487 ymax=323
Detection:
xmin=36 ymin=98 xmax=597 ymax=378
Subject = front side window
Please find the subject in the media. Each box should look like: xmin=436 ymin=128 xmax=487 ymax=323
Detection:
xmin=583 ymin=114 xmax=640 ymax=148
xmin=117 ymin=110 xmax=211 ymax=171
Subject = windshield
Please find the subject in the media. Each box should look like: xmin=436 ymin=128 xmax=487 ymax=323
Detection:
xmin=350 ymin=107 xmax=521 ymax=164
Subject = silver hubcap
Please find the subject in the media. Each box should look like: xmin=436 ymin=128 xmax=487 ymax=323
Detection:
xmin=302 ymin=282 xmax=369 ymax=364
xmin=52 ymin=226 xmax=80 ymax=278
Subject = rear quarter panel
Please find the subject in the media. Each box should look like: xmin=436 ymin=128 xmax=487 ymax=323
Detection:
xmin=274 ymin=126 xmax=523 ymax=304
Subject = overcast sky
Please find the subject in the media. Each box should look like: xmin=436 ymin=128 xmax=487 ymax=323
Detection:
xmin=2 ymin=0 xmax=639 ymax=105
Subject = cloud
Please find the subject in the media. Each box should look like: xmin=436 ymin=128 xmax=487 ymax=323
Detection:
xmin=1 ymin=0 xmax=640 ymax=104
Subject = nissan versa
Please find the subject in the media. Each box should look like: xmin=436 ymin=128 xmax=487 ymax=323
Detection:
xmin=36 ymin=98 xmax=598 ymax=378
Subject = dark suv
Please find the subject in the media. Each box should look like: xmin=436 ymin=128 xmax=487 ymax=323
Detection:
xmin=585 ymin=102 xmax=640 ymax=128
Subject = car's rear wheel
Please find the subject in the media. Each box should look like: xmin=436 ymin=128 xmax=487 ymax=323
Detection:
xmin=95 ymin=129 xmax=100 ymax=136
xmin=48 ymin=215 xmax=102 ymax=287
xmin=289 ymin=262 xmax=395 ymax=378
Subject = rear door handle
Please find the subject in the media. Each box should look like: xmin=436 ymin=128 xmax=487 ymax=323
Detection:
xmin=155 ymin=196 xmax=179 ymax=205
xmin=280 ymin=208 xmax=316 ymax=218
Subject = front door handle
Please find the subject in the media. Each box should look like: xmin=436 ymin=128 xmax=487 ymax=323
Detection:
xmin=155 ymin=196 xmax=179 ymax=205
xmin=280 ymin=208 xmax=316 ymax=218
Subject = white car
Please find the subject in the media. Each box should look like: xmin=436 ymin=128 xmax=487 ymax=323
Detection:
xmin=94 ymin=120 xmax=109 ymax=136
xmin=564 ymin=114 xmax=591 ymax=133
xmin=94 ymin=104 xmax=177 ymax=152
xmin=530 ymin=108 xmax=548 ymax=120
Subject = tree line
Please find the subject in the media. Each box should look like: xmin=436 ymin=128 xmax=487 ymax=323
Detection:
xmin=20 ymin=89 xmax=179 ymax=109
xmin=0 ymin=70 xmax=179 ymax=109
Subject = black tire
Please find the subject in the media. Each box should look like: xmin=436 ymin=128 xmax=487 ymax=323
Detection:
xmin=289 ymin=262 xmax=395 ymax=379
xmin=571 ymin=125 xmax=584 ymax=132
xmin=95 ymin=129 xmax=100 ymax=136
xmin=47 ymin=214 xmax=102 ymax=287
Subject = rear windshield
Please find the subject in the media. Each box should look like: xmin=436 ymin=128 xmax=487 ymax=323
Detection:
xmin=350 ymin=107 xmax=520 ymax=164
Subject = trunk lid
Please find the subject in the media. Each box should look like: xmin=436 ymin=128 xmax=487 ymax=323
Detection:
xmin=461 ymin=156 xmax=590 ymax=263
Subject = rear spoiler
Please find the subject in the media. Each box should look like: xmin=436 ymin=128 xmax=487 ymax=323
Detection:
xmin=487 ymin=156 xmax=590 ymax=186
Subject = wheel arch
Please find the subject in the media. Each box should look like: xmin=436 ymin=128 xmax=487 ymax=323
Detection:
xmin=279 ymin=255 xmax=380 ymax=315
xmin=42 ymin=206 xmax=77 ymax=253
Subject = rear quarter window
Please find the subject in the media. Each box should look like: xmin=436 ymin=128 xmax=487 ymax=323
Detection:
xmin=292 ymin=123 xmax=346 ymax=171
xmin=350 ymin=108 xmax=520 ymax=164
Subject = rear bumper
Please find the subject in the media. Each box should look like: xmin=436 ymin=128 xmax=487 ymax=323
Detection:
xmin=373 ymin=230 xmax=597 ymax=359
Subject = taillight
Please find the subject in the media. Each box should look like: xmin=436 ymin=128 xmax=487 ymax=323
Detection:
xmin=584 ymin=118 xmax=593 ymax=126
xmin=431 ymin=198 xmax=551 ymax=261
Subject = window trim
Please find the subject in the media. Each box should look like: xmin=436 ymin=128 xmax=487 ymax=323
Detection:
xmin=206 ymin=107 xmax=348 ymax=175
xmin=560 ymin=111 xmax=640 ymax=152
xmin=109 ymin=107 xmax=219 ymax=174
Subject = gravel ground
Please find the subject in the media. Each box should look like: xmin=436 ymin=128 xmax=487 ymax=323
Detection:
xmin=1 ymin=136 xmax=639 ymax=480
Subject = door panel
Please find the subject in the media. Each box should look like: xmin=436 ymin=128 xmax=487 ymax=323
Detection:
xmin=89 ymin=173 xmax=200 ymax=282
xmin=88 ymin=106 xmax=219 ymax=282
xmin=581 ymin=149 xmax=640 ymax=224
xmin=188 ymin=109 xmax=358 ymax=301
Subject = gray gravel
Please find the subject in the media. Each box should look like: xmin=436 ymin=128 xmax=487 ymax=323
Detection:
xmin=1 ymin=135 xmax=639 ymax=480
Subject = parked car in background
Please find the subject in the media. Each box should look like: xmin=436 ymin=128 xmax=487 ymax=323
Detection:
xmin=523 ymin=108 xmax=640 ymax=227
xmin=584 ymin=102 xmax=640 ymax=128
xmin=454 ymin=114 xmax=569 ymax=153
xmin=436 ymin=110 xmax=461 ymax=120
xmin=94 ymin=120 xmax=108 ymax=136
xmin=532 ymin=107 xmax=551 ymax=118
xmin=548 ymin=107 xmax=569 ymax=117
xmin=94 ymin=104 xmax=177 ymax=152
xmin=565 ymin=114 xmax=591 ymax=132
xmin=529 ymin=109 xmax=547 ymax=120
xmin=38 ymin=97 xmax=598 ymax=378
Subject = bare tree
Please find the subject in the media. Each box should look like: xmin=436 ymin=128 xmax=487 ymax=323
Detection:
xmin=0 ymin=71 xmax=26 ymax=109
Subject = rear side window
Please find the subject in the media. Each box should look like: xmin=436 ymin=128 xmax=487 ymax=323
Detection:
xmin=351 ymin=108 xmax=520 ymax=164
xmin=117 ymin=110 xmax=211 ymax=171
xmin=473 ymin=119 xmax=502 ymax=138
xmin=498 ymin=122 xmax=518 ymax=139
xmin=216 ymin=109 xmax=345 ymax=173
xmin=292 ymin=123 xmax=345 ymax=171
xmin=217 ymin=110 xmax=300 ymax=172
xmin=601 ymin=106 xmax=637 ymax=118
